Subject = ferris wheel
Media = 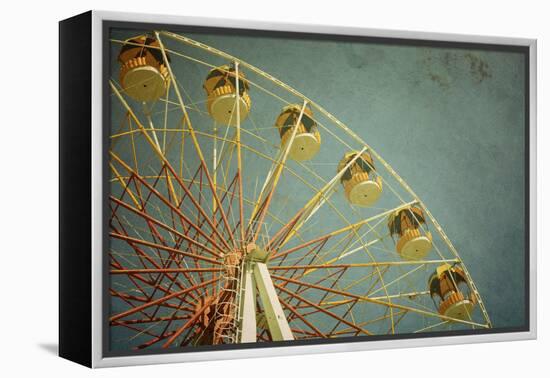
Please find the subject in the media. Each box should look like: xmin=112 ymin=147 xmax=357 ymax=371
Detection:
xmin=107 ymin=30 xmax=492 ymax=350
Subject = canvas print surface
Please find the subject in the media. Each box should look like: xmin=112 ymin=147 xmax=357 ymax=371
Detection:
xmin=106 ymin=24 xmax=527 ymax=355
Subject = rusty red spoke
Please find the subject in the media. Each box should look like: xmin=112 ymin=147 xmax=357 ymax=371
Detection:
xmin=111 ymin=152 xmax=233 ymax=252
xmin=297 ymin=269 xmax=347 ymax=314
xmin=173 ymin=158 xmax=237 ymax=250
xmin=110 ymin=232 xmax=223 ymax=266
xmin=290 ymin=328 xmax=319 ymax=337
xmin=110 ymin=248 xmax=152 ymax=299
xmin=135 ymin=330 xmax=179 ymax=350
xmin=247 ymin=174 xmax=279 ymax=245
xmin=271 ymin=232 xmax=334 ymax=261
xmin=278 ymin=298 xmax=326 ymax=338
xmin=161 ymin=296 xmax=216 ymax=348
xmin=274 ymin=283 xmax=372 ymax=336
xmin=109 ymin=248 xmax=198 ymax=305
xmin=110 ymin=277 xmax=219 ymax=322
xmin=275 ymin=238 xmax=330 ymax=287
xmin=112 ymin=314 xmax=192 ymax=326
xmin=126 ymin=169 xmax=228 ymax=253
xmin=147 ymin=234 xmax=199 ymax=307
xmin=111 ymin=195 xmax=223 ymax=258
xmin=109 ymin=289 xmax=155 ymax=321
xmin=111 ymin=267 xmax=223 ymax=274
xmin=112 ymin=321 xmax=164 ymax=341
xmin=280 ymin=268 xmax=345 ymax=316
xmin=292 ymin=302 xmax=347 ymax=321
xmin=110 ymin=289 xmax=195 ymax=312
xmin=266 ymin=209 xmax=304 ymax=255
xmin=244 ymin=192 xmax=269 ymax=240
xmin=187 ymin=171 xmax=240 ymax=251
xmin=109 ymin=224 xmax=201 ymax=301
xmin=110 ymin=222 xmax=174 ymax=288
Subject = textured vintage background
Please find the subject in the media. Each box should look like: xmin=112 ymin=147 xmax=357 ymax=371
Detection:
xmin=110 ymin=27 xmax=526 ymax=337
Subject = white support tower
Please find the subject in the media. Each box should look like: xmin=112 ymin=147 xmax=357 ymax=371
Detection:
xmin=238 ymin=262 xmax=257 ymax=343
xmin=237 ymin=245 xmax=294 ymax=343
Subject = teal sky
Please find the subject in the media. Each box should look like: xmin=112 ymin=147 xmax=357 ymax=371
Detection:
xmin=109 ymin=26 xmax=526 ymax=350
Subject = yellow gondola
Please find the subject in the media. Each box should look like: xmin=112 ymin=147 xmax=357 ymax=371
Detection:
xmin=274 ymin=104 xmax=321 ymax=161
xmin=428 ymin=264 xmax=477 ymax=320
xmin=118 ymin=35 xmax=170 ymax=102
xmin=388 ymin=206 xmax=433 ymax=260
xmin=203 ymin=64 xmax=251 ymax=126
xmin=338 ymin=151 xmax=383 ymax=206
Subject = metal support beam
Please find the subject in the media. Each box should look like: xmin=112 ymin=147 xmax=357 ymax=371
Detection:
xmin=238 ymin=262 xmax=257 ymax=343
xmin=253 ymin=263 xmax=293 ymax=341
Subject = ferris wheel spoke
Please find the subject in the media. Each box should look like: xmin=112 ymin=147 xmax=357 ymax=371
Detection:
xmin=413 ymin=320 xmax=451 ymax=334
xmin=289 ymin=329 xmax=319 ymax=338
xmin=277 ymin=298 xmax=327 ymax=338
xmin=108 ymin=92 xmax=236 ymax=256
xmin=110 ymin=289 xmax=195 ymax=313
xmin=117 ymin=233 xmax=211 ymax=307
xmin=110 ymin=236 xmax=215 ymax=307
xmin=271 ymin=274 xmax=488 ymax=328
xmin=111 ymin=267 xmax=222 ymax=275
xmin=179 ymin=326 xmax=203 ymax=347
xmin=110 ymin=150 xmax=233 ymax=252
xmin=269 ymin=206 xmax=416 ymax=306
xmin=111 ymin=171 xmax=291 ymax=242
xmin=110 ymin=257 xmax=151 ymax=300
xmin=135 ymin=331 xmax=180 ymax=350
xmin=110 ymin=251 xmax=178 ymax=300
xmin=367 ymin=264 xmax=427 ymax=297
xmin=161 ymin=295 xmax=217 ymax=348
xmin=278 ymin=268 xmax=348 ymax=325
xmin=153 ymin=298 xmax=202 ymax=347
xmin=246 ymin=100 xmax=309 ymax=244
xmin=110 ymin=232 xmax=223 ymax=266
xmin=139 ymin=301 xmax=203 ymax=348
xmin=292 ymin=300 xmax=348 ymax=319
xmin=110 ymin=232 xmax=198 ymax=293
xmin=332 ymin=310 xmax=408 ymax=336
xmin=266 ymin=147 xmax=368 ymax=254
xmin=110 ymin=276 xmax=219 ymax=322
xmin=273 ymin=240 xmax=330 ymax=286
xmin=110 ymin=195 xmax=223 ymax=259
xmin=326 ymin=280 xmax=382 ymax=334
xmin=127 ymin=176 xmax=185 ymax=265
xmin=270 ymin=260 xmax=458 ymax=272
xmin=389 ymin=310 xmax=408 ymax=332
xmin=274 ymin=283 xmax=372 ymax=336
xmin=154 ymin=31 xmax=239 ymax=250
xmin=110 ymin=249 xmax=200 ymax=306
xmin=109 ymin=211 xmax=159 ymax=284
xmin=109 ymin=163 xmax=142 ymax=210
xmin=111 ymin=277 xmax=196 ymax=310
xmin=109 ymin=289 xmax=159 ymax=321
xmin=286 ymin=269 xmax=348 ymax=324
xmin=232 ymin=62 xmax=247 ymax=245
xmin=271 ymin=200 xmax=418 ymax=261
xmin=112 ymin=321 xmax=165 ymax=344
xmin=109 ymin=81 xmax=182 ymax=203
xmin=112 ymin=314 xmax=192 ymax=326
xmin=109 ymin=221 xmax=202 ymax=303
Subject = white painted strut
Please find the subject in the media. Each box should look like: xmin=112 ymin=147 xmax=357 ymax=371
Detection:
xmin=238 ymin=262 xmax=257 ymax=343
xmin=253 ymin=262 xmax=294 ymax=341
xmin=237 ymin=257 xmax=294 ymax=342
